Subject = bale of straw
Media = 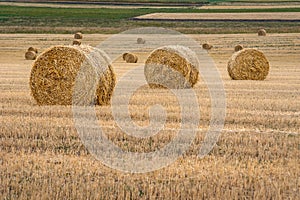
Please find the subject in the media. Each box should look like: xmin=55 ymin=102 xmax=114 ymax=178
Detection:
xmin=202 ymin=43 xmax=213 ymax=50
xmin=123 ymin=53 xmax=138 ymax=63
xmin=25 ymin=51 xmax=37 ymax=60
xmin=137 ymin=38 xmax=146 ymax=44
xmin=234 ymin=44 xmax=244 ymax=52
xmin=144 ymin=45 xmax=199 ymax=89
xmin=29 ymin=45 xmax=116 ymax=106
xmin=28 ymin=47 xmax=38 ymax=54
xmin=258 ymin=29 xmax=267 ymax=36
xmin=73 ymin=40 xmax=81 ymax=46
xmin=74 ymin=32 xmax=83 ymax=39
xmin=227 ymin=48 xmax=269 ymax=80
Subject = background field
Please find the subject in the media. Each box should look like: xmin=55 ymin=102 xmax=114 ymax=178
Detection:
xmin=1 ymin=33 xmax=299 ymax=199
xmin=0 ymin=5 xmax=299 ymax=34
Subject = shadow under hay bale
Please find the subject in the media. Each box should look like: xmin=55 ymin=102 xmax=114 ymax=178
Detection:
xmin=74 ymin=32 xmax=83 ymax=39
xmin=202 ymin=43 xmax=213 ymax=50
xmin=258 ymin=29 xmax=267 ymax=36
xmin=234 ymin=44 xmax=244 ymax=52
xmin=30 ymin=45 xmax=116 ymax=106
xmin=144 ymin=45 xmax=199 ymax=89
xmin=28 ymin=47 xmax=38 ymax=54
xmin=137 ymin=38 xmax=146 ymax=44
xmin=72 ymin=40 xmax=81 ymax=46
xmin=123 ymin=53 xmax=138 ymax=63
xmin=25 ymin=51 xmax=37 ymax=60
xmin=227 ymin=48 xmax=270 ymax=80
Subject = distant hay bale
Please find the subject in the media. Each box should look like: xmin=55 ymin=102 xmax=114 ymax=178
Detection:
xmin=227 ymin=48 xmax=270 ymax=80
xmin=30 ymin=45 xmax=116 ymax=106
xmin=234 ymin=44 xmax=244 ymax=52
xmin=258 ymin=29 xmax=267 ymax=36
xmin=25 ymin=51 xmax=37 ymax=60
xmin=74 ymin=32 xmax=83 ymax=39
xmin=72 ymin=40 xmax=81 ymax=46
xmin=144 ymin=45 xmax=199 ymax=89
xmin=137 ymin=38 xmax=146 ymax=44
xmin=202 ymin=43 xmax=213 ymax=50
xmin=123 ymin=53 xmax=138 ymax=63
xmin=28 ymin=47 xmax=38 ymax=53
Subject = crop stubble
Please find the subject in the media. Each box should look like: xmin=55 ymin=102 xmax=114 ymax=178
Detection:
xmin=0 ymin=33 xmax=299 ymax=199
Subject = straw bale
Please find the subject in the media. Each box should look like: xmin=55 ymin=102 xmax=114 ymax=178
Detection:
xmin=234 ymin=44 xmax=244 ymax=52
xmin=30 ymin=45 xmax=116 ymax=105
xmin=28 ymin=47 xmax=38 ymax=53
xmin=202 ymin=43 xmax=213 ymax=50
xmin=74 ymin=32 xmax=83 ymax=39
xmin=123 ymin=53 xmax=138 ymax=63
xmin=25 ymin=51 xmax=37 ymax=60
xmin=144 ymin=45 xmax=199 ymax=89
xmin=258 ymin=29 xmax=267 ymax=36
xmin=137 ymin=38 xmax=146 ymax=44
xmin=227 ymin=48 xmax=269 ymax=80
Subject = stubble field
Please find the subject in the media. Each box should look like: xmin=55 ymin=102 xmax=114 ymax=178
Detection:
xmin=0 ymin=33 xmax=299 ymax=199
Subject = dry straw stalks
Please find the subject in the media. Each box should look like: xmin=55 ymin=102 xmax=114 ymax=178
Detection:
xmin=30 ymin=45 xmax=116 ymax=106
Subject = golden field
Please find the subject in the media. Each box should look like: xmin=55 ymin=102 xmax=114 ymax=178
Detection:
xmin=0 ymin=33 xmax=299 ymax=199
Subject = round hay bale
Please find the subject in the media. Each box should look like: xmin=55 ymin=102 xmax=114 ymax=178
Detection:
xmin=234 ymin=44 xmax=244 ymax=52
xmin=25 ymin=51 xmax=37 ymax=60
xmin=74 ymin=32 xmax=83 ymax=39
xmin=258 ymin=29 xmax=267 ymax=36
xmin=227 ymin=48 xmax=269 ymax=80
xmin=123 ymin=53 xmax=138 ymax=63
xmin=29 ymin=45 xmax=116 ymax=106
xmin=144 ymin=45 xmax=199 ymax=89
xmin=72 ymin=40 xmax=81 ymax=46
xmin=28 ymin=47 xmax=38 ymax=54
xmin=202 ymin=43 xmax=213 ymax=50
xmin=137 ymin=38 xmax=146 ymax=44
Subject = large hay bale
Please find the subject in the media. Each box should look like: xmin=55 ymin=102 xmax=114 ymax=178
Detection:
xmin=28 ymin=47 xmax=38 ymax=53
xmin=30 ymin=45 xmax=116 ymax=106
xmin=227 ymin=48 xmax=269 ymax=80
xmin=144 ymin=45 xmax=199 ymax=89
xmin=123 ymin=53 xmax=138 ymax=63
xmin=25 ymin=51 xmax=37 ymax=60
xmin=202 ymin=43 xmax=213 ymax=50
xmin=137 ymin=38 xmax=146 ymax=44
xmin=258 ymin=29 xmax=267 ymax=36
xmin=72 ymin=40 xmax=81 ymax=46
xmin=234 ymin=44 xmax=244 ymax=52
xmin=74 ymin=32 xmax=83 ymax=39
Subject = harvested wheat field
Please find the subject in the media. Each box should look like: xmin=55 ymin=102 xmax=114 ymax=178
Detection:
xmin=0 ymin=33 xmax=299 ymax=199
xmin=134 ymin=12 xmax=300 ymax=21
